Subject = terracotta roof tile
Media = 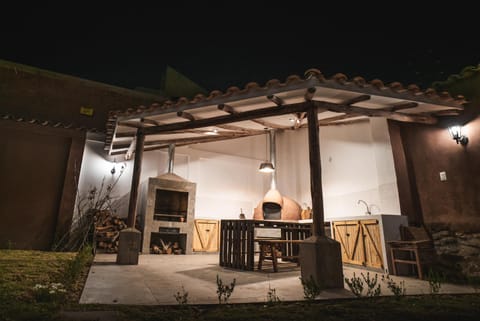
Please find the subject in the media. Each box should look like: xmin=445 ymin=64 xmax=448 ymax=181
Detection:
xmin=105 ymin=67 xmax=467 ymax=151
xmin=352 ymin=76 xmax=367 ymax=87
xmin=332 ymin=73 xmax=348 ymax=84
xmin=286 ymin=74 xmax=302 ymax=84
xmin=265 ymin=79 xmax=281 ymax=88
xmin=245 ymin=82 xmax=260 ymax=90
xmin=0 ymin=112 xmax=102 ymax=133
xmin=389 ymin=82 xmax=404 ymax=92
xmin=304 ymin=68 xmax=323 ymax=80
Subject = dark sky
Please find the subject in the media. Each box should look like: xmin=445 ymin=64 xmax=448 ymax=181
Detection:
xmin=2 ymin=7 xmax=479 ymax=93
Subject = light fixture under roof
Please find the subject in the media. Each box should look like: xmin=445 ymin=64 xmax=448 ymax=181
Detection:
xmin=205 ymin=128 xmax=219 ymax=135
xmin=259 ymin=162 xmax=275 ymax=173
xmin=259 ymin=130 xmax=275 ymax=173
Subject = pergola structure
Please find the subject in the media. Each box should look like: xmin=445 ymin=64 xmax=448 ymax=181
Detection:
xmin=107 ymin=68 xmax=465 ymax=287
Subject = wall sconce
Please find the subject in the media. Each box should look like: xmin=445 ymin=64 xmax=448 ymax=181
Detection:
xmin=448 ymin=125 xmax=468 ymax=145
xmin=110 ymin=158 xmax=117 ymax=175
xmin=110 ymin=158 xmax=126 ymax=175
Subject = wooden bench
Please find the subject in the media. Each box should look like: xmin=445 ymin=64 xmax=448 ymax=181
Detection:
xmin=255 ymin=239 xmax=304 ymax=272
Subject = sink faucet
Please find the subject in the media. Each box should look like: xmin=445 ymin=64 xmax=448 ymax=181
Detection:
xmin=357 ymin=200 xmax=371 ymax=215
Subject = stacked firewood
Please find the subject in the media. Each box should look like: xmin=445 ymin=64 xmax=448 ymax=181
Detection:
xmin=94 ymin=210 xmax=128 ymax=253
xmin=151 ymin=240 xmax=183 ymax=255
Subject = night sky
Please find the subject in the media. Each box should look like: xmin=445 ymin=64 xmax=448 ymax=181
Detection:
xmin=2 ymin=7 xmax=479 ymax=93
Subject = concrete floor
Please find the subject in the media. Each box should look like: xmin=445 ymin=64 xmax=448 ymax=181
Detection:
xmin=80 ymin=253 xmax=476 ymax=305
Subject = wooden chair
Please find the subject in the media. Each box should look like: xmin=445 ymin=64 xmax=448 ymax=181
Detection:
xmin=388 ymin=226 xmax=435 ymax=279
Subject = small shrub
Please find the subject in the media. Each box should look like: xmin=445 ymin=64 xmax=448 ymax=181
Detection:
xmin=216 ymin=274 xmax=236 ymax=304
xmin=427 ymin=269 xmax=444 ymax=294
xmin=382 ymin=274 xmax=406 ymax=297
xmin=345 ymin=272 xmax=364 ymax=297
xmin=362 ymin=272 xmax=381 ymax=297
xmin=32 ymin=282 xmax=67 ymax=303
xmin=173 ymin=286 xmax=188 ymax=305
xmin=300 ymin=275 xmax=322 ymax=301
xmin=345 ymin=272 xmax=381 ymax=297
xmin=266 ymin=285 xmax=281 ymax=305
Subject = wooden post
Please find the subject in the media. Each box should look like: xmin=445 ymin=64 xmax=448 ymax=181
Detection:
xmin=117 ymin=129 xmax=144 ymax=264
xmin=307 ymin=103 xmax=325 ymax=237
xmin=299 ymin=102 xmax=344 ymax=289
xmin=127 ymin=130 xmax=145 ymax=228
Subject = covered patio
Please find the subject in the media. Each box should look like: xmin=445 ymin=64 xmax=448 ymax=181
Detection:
xmin=102 ymin=68 xmax=466 ymax=289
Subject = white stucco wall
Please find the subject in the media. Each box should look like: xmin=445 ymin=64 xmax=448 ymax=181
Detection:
xmin=77 ymin=118 xmax=400 ymax=224
xmin=275 ymin=118 xmax=401 ymax=219
xmin=77 ymin=137 xmax=269 ymax=222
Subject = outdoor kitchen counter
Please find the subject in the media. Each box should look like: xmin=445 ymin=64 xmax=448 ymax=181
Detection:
xmin=327 ymin=214 xmax=408 ymax=273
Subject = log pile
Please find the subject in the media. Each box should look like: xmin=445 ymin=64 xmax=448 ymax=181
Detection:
xmin=151 ymin=240 xmax=183 ymax=255
xmin=94 ymin=210 xmax=128 ymax=253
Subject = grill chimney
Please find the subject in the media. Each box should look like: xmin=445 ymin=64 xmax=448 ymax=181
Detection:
xmin=167 ymin=143 xmax=175 ymax=174
xmin=269 ymin=129 xmax=277 ymax=190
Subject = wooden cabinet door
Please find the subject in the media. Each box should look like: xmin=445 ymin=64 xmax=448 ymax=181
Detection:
xmin=193 ymin=219 xmax=219 ymax=252
xmin=332 ymin=220 xmax=364 ymax=266
xmin=332 ymin=219 xmax=384 ymax=269
xmin=360 ymin=219 xmax=383 ymax=269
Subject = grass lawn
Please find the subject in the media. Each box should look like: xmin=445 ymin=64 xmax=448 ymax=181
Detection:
xmin=0 ymin=249 xmax=479 ymax=321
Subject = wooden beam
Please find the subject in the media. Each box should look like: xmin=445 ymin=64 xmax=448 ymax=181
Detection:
xmin=178 ymin=108 xmax=264 ymax=134
xmin=318 ymin=113 xmax=363 ymax=125
xmin=342 ymin=95 xmax=371 ymax=105
xmin=141 ymin=118 xmax=161 ymax=126
xmin=314 ymin=101 xmax=437 ymax=124
xmin=110 ymin=131 xmax=264 ymax=156
xmin=218 ymin=104 xmax=290 ymax=130
xmin=125 ymin=139 xmax=136 ymax=160
xmin=143 ymin=103 xmax=308 ymax=135
xmin=307 ymin=103 xmax=325 ymax=237
xmin=145 ymin=131 xmax=251 ymax=145
xmin=304 ymin=87 xmax=316 ymax=101
xmin=320 ymin=118 xmax=369 ymax=126
xmin=115 ymin=131 xmax=136 ymax=138
xmin=113 ymin=133 xmax=256 ymax=155
xmin=127 ymin=130 xmax=145 ymax=228
xmin=267 ymin=95 xmax=285 ymax=106
xmin=118 ymin=120 xmax=148 ymax=128
xmin=177 ymin=111 xmax=195 ymax=121
xmin=143 ymin=133 xmax=255 ymax=151
xmin=218 ymin=104 xmax=236 ymax=114
xmin=382 ymin=101 xmax=418 ymax=112
xmin=433 ymin=109 xmax=462 ymax=116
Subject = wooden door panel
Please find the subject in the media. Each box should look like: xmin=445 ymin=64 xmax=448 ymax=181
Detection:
xmin=332 ymin=220 xmax=364 ymax=265
xmin=193 ymin=219 xmax=219 ymax=252
xmin=361 ymin=220 xmax=383 ymax=269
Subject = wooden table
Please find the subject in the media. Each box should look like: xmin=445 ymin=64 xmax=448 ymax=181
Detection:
xmin=219 ymin=220 xmax=312 ymax=271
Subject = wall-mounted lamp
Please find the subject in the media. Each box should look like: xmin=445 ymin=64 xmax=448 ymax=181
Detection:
xmin=110 ymin=158 xmax=126 ymax=175
xmin=448 ymin=125 xmax=468 ymax=145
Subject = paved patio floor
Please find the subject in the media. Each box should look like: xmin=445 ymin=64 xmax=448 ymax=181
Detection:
xmin=80 ymin=253 xmax=476 ymax=305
